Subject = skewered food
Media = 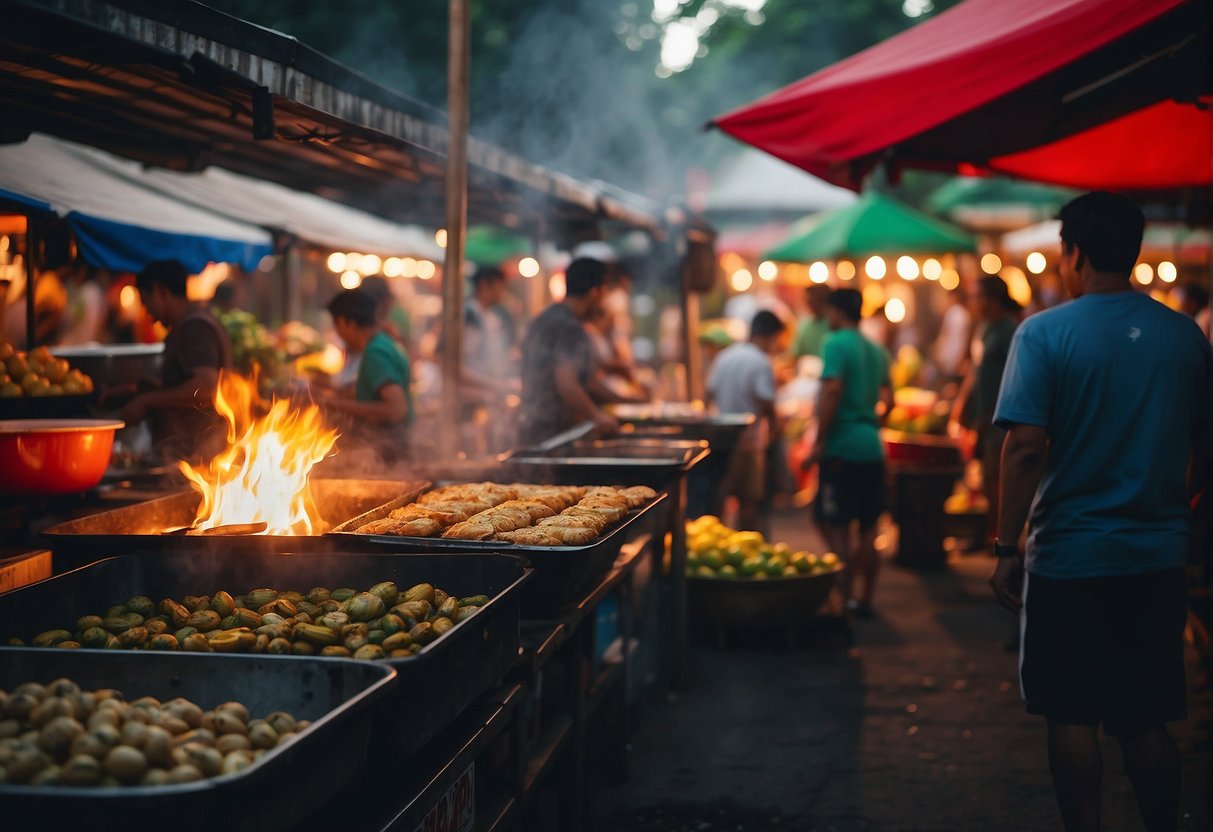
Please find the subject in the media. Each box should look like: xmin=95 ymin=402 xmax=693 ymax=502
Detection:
xmin=9 ymin=583 xmax=484 ymax=659
xmin=352 ymin=482 xmax=658 ymax=546
xmin=0 ymin=678 xmax=307 ymax=787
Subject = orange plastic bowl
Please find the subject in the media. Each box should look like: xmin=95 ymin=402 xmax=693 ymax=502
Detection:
xmin=0 ymin=419 xmax=124 ymax=496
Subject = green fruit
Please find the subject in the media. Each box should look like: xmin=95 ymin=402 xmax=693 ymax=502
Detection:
xmin=381 ymin=631 xmax=412 ymax=651
xmin=330 ymin=588 xmax=357 ymax=603
xmin=367 ymin=629 xmax=386 ymax=645
xmin=694 ymin=565 xmax=716 ymax=579
xmin=353 ymin=644 xmax=385 ymax=661
xmin=81 ymin=627 xmax=110 ymax=648
xmin=685 ymin=550 xmax=701 ymax=568
xmin=126 ymin=596 xmax=157 ymax=618
xmin=209 ymin=591 xmax=237 ymax=618
xmin=181 ymin=634 xmax=212 ymax=653
xmin=367 ymin=581 xmax=399 ymax=607
xmin=739 ymin=557 xmax=765 ymax=577
xmin=717 ymin=564 xmax=739 ymax=579
xmin=431 ymin=617 xmax=454 ymax=637
xmin=782 ymin=565 xmax=800 ymax=577
xmin=454 ymin=606 xmax=478 ymax=623
xmin=33 ymin=629 xmax=73 ymax=647
xmin=104 ymin=605 xmax=128 ymax=619
xmin=234 ymin=608 xmax=262 ymax=629
xmin=320 ymin=645 xmax=351 ymax=658
xmin=700 ymin=550 xmax=723 ymax=570
xmin=764 ymin=557 xmax=787 ymax=577
xmin=148 ymin=634 xmax=179 ymax=650
xmin=187 ymin=610 xmax=221 ymax=632
xmin=267 ymin=638 xmax=292 ymax=654
xmin=244 ymin=589 xmax=277 ymax=608
xmin=306 ymin=587 xmax=331 ymax=604
xmin=407 ymin=621 xmax=434 ymax=644
xmin=436 ymin=596 xmax=458 ymax=619
xmin=378 ymin=614 xmax=405 ymax=636
xmin=402 ymin=583 xmax=435 ymax=604
xmin=294 ymin=623 xmax=339 ymax=646
xmin=76 ymin=615 xmax=104 ymax=632
xmin=174 ymin=627 xmax=198 ymax=641
xmin=116 ymin=627 xmax=149 ymax=648
xmin=346 ymin=593 xmax=385 ymax=623
xmin=723 ymin=547 xmax=746 ymax=568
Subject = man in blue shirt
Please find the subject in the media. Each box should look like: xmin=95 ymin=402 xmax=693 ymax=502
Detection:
xmin=992 ymin=192 xmax=1210 ymax=832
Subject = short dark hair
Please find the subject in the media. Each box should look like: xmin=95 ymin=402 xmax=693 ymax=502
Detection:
xmin=976 ymin=275 xmax=1020 ymax=312
xmin=750 ymin=310 xmax=785 ymax=338
xmin=359 ymin=275 xmax=391 ymax=304
xmin=472 ymin=266 xmax=505 ymax=287
xmin=326 ymin=288 xmax=377 ymax=328
xmin=564 ymin=257 xmax=607 ymax=298
xmin=137 ymin=260 xmax=189 ymax=298
xmin=1058 ymin=192 xmax=1144 ymax=274
xmin=827 ymin=288 xmax=863 ymax=322
xmin=806 ymin=284 xmax=831 ymax=306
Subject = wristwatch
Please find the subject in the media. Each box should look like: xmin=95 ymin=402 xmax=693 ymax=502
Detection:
xmin=993 ymin=538 xmax=1021 ymax=559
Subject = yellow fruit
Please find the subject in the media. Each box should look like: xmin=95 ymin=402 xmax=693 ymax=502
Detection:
xmin=820 ymin=552 xmax=840 ymax=569
xmin=0 ymin=382 xmax=21 ymax=397
xmin=20 ymin=372 xmax=40 ymax=392
xmin=46 ymin=358 xmax=69 ymax=384
xmin=6 ymin=354 xmax=28 ymax=378
xmin=789 ymin=551 xmax=811 ymax=573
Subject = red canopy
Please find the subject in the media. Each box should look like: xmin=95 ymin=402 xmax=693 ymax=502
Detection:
xmin=712 ymin=0 xmax=1209 ymax=191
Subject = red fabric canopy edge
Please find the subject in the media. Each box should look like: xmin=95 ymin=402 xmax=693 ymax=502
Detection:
xmin=712 ymin=0 xmax=1189 ymax=189
xmin=987 ymin=99 xmax=1212 ymax=191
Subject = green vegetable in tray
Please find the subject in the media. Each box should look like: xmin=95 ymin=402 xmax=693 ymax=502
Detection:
xmin=0 ymin=678 xmax=308 ymax=788
xmin=6 ymin=581 xmax=481 ymax=661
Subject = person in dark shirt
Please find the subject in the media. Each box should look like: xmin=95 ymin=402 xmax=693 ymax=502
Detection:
xmin=121 ymin=259 xmax=232 ymax=462
xmin=518 ymin=258 xmax=620 ymax=446
xmin=970 ymin=275 xmax=1020 ymax=546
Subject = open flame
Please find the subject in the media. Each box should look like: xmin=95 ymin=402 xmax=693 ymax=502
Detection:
xmin=179 ymin=371 xmax=339 ymax=535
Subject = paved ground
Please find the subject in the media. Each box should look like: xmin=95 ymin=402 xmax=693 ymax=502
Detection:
xmin=592 ymin=509 xmax=1212 ymax=832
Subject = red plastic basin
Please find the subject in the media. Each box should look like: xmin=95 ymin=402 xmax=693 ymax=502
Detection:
xmin=0 ymin=419 xmax=124 ymax=496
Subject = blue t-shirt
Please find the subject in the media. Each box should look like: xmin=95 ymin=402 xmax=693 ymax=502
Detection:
xmin=995 ymin=291 xmax=1211 ymax=579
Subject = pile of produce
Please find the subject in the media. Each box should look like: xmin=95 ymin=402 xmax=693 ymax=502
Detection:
xmin=0 ymin=344 xmax=94 ymax=398
xmin=10 ymin=582 xmax=487 ymax=661
xmin=884 ymin=386 xmax=950 ymax=435
xmin=0 ymin=677 xmax=307 ymax=787
xmin=685 ymin=516 xmax=840 ymax=580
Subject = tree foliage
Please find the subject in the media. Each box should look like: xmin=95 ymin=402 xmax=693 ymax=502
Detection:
xmin=205 ymin=0 xmax=961 ymax=197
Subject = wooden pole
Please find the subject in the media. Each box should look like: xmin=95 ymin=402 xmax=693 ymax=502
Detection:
xmin=441 ymin=0 xmax=471 ymax=457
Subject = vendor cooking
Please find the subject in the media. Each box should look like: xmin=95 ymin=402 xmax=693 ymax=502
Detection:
xmin=118 ymin=259 xmax=232 ymax=462
xmin=321 ymin=287 xmax=412 ymax=461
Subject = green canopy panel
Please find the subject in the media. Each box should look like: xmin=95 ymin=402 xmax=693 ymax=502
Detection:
xmin=763 ymin=191 xmax=976 ymax=262
xmin=925 ymin=176 xmax=1079 ymax=216
xmin=465 ymin=226 xmax=533 ymax=266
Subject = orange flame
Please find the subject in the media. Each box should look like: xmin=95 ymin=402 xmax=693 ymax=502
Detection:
xmin=179 ymin=372 xmax=339 ymax=535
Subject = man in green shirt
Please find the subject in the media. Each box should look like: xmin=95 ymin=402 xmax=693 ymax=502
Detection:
xmin=790 ymin=284 xmax=832 ymax=361
xmin=324 ymin=288 xmax=412 ymax=460
xmin=806 ymin=288 xmax=892 ymax=619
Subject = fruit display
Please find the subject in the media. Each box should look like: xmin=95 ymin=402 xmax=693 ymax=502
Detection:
xmin=0 ymin=677 xmax=307 ymax=787
xmin=685 ymin=516 xmax=840 ymax=580
xmin=885 ymin=386 xmax=950 ymax=435
xmin=0 ymin=344 xmax=94 ymax=398
xmin=944 ymin=481 xmax=989 ymax=515
xmin=9 ymin=582 xmax=488 ymax=661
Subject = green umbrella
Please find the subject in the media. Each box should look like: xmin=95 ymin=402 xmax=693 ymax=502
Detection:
xmin=464 ymin=226 xmax=532 ymax=265
xmin=763 ymin=191 xmax=975 ymax=262
xmin=925 ymin=176 xmax=1078 ymax=216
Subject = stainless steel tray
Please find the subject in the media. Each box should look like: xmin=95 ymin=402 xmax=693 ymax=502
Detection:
xmin=41 ymin=479 xmax=428 ymax=570
xmin=0 ymin=551 xmax=529 ymax=757
xmin=0 ymin=648 xmax=395 ymax=832
xmin=501 ymin=437 xmax=710 ymax=488
xmin=330 ymin=493 xmax=667 ymax=617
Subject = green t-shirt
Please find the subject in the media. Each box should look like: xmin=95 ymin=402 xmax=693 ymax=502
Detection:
xmin=791 ymin=316 xmax=830 ymax=359
xmin=820 ymin=328 xmax=890 ymax=462
xmin=356 ymin=331 xmax=414 ymax=424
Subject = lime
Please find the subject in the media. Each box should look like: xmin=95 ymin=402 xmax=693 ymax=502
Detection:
xmin=789 ymin=551 xmax=810 ymax=573
xmin=723 ymin=547 xmax=746 ymax=568
xmin=739 ymin=557 xmax=765 ymax=577
xmin=773 ymin=542 xmax=791 ymax=557
xmin=820 ymin=552 xmax=840 ymax=568
xmin=765 ymin=555 xmax=787 ymax=576
xmin=686 ymin=550 xmax=701 ymax=568
xmin=701 ymin=549 xmax=724 ymax=570
xmin=694 ymin=565 xmax=717 ymax=579
xmin=751 ymin=572 xmax=769 ymax=580
xmin=782 ymin=565 xmax=799 ymax=577
xmin=718 ymin=564 xmax=738 ymax=579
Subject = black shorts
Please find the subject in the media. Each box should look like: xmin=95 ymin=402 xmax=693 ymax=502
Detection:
xmin=814 ymin=458 xmax=885 ymax=529
xmin=1020 ymin=568 xmax=1187 ymax=736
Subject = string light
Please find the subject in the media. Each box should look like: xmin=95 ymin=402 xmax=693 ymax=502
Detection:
xmin=518 ymin=257 xmax=540 ymax=278
xmin=980 ymin=253 xmax=1002 ymax=274
xmin=340 ymin=270 xmax=362 ymax=289
xmin=885 ymin=297 xmax=906 ymax=323
xmin=1026 ymin=252 xmax=1047 ymax=274
xmin=731 ymin=269 xmax=754 ymax=292
xmin=940 ymin=269 xmax=960 ymax=291
xmin=758 ymin=260 xmax=778 ymax=281
xmin=1134 ymin=263 xmax=1154 ymax=285
xmin=864 ymin=256 xmax=886 ymax=280
xmin=922 ymin=258 xmax=942 ymax=280
xmin=358 ymin=254 xmax=382 ymax=276
xmin=836 ymin=260 xmax=856 ymax=281
xmin=326 ymin=252 xmax=346 ymax=273
xmin=809 ymin=262 xmax=829 ymax=283
xmin=417 ymin=260 xmax=436 ymax=280
xmin=435 ymin=229 xmax=448 ymax=248
xmin=896 ymin=256 xmax=919 ymax=280
xmin=1157 ymin=261 xmax=1177 ymax=282
xmin=383 ymin=257 xmax=403 ymax=278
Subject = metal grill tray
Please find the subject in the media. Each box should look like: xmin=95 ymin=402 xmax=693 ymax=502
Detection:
xmin=0 ymin=648 xmax=394 ymax=832
xmin=501 ymin=437 xmax=710 ymax=488
xmin=0 ymin=551 xmax=529 ymax=758
xmin=41 ymin=479 xmax=428 ymax=569
xmin=330 ymin=493 xmax=666 ymax=617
